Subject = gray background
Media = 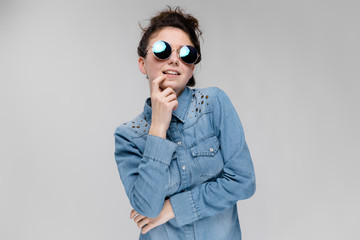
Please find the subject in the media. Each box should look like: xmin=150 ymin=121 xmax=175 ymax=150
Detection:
xmin=1 ymin=0 xmax=359 ymax=239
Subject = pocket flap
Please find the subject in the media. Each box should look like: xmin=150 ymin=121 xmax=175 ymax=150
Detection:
xmin=190 ymin=135 xmax=220 ymax=157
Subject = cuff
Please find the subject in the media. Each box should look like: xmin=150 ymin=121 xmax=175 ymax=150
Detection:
xmin=170 ymin=190 xmax=200 ymax=227
xmin=143 ymin=134 xmax=178 ymax=166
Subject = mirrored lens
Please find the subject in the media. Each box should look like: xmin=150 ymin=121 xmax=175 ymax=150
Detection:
xmin=152 ymin=40 xmax=171 ymax=60
xmin=180 ymin=45 xmax=198 ymax=64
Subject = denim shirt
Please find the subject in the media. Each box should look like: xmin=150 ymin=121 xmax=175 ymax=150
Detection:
xmin=114 ymin=86 xmax=256 ymax=240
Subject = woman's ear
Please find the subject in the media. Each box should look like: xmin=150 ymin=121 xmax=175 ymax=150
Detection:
xmin=138 ymin=57 xmax=147 ymax=74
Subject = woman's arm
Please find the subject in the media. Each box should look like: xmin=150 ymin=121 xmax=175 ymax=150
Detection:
xmin=114 ymin=75 xmax=179 ymax=218
xmin=114 ymin=129 xmax=177 ymax=218
xmin=169 ymin=88 xmax=256 ymax=227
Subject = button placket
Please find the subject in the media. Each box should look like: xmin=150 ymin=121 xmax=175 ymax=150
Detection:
xmin=174 ymin=123 xmax=191 ymax=189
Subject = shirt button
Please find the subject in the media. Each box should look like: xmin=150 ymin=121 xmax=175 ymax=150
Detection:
xmin=182 ymin=165 xmax=186 ymax=170
xmin=209 ymin=147 xmax=214 ymax=152
xmin=177 ymin=141 xmax=182 ymax=145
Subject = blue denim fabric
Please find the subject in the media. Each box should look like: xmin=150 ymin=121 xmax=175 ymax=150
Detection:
xmin=114 ymin=86 xmax=256 ymax=240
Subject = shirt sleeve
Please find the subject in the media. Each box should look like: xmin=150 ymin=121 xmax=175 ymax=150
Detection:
xmin=169 ymin=88 xmax=256 ymax=226
xmin=114 ymin=129 xmax=178 ymax=218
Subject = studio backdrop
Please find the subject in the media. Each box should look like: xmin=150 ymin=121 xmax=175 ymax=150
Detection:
xmin=1 ymin=0 xmax=359 ymax=239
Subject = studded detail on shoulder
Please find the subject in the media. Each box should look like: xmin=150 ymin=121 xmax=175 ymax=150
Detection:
xmin=186 ymin=88 xmax=213 ymax=120
xmin=122 ymin=114 xmax=150 ymax=137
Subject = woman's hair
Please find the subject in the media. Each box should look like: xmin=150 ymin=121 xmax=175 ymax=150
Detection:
xmin=137 ymin=6 xmax=202 ymax=87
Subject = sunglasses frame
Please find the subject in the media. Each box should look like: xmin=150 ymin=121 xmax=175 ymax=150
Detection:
xmin=145 ymin=40 xmax=199 ymax=65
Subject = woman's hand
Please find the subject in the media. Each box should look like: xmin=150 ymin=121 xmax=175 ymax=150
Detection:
xmin=130 ymin=199 xmax=175 ymax=234
xmin=148 ymin=75 xmax=178 ymax=139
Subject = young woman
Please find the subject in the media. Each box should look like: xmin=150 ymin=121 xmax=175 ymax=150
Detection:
xmin=114 ymin=7 xmax=256 ymax=240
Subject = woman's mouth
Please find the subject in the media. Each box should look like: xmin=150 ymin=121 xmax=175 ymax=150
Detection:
xmin=163 ymin=70 xmax=180 ymax=75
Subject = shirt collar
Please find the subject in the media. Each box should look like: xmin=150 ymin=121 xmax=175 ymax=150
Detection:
xmin=143 ymin=86 xmax=192 ymax=124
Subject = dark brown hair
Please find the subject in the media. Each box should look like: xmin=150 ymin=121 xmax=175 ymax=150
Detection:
xmin=137 ymin=6 xmax=202 ymax=87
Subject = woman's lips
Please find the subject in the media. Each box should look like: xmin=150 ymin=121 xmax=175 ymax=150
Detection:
xmin=163 ymin=70 xmax=180 ymax=75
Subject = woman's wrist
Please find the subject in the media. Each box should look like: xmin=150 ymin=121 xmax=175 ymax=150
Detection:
xmin=149 ymin=124 xmax=167 ymax=139
xmin=164 ymin=199 xmax=175 ymax=219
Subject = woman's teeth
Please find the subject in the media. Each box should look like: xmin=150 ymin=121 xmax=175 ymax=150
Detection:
xmin=163 ymin=70 xmax=180 ymax=75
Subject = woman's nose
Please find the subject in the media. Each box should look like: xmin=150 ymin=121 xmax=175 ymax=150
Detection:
xmin=167 ymin=49 xmax=180 ymax=65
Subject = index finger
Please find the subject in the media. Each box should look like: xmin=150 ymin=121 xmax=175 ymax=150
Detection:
xmin=150 ymin=74 xmax=167 ymax=94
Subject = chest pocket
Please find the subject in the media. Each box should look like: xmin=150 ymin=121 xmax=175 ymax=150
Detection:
xmin=190 ymin=135 xmax=224 ymax=178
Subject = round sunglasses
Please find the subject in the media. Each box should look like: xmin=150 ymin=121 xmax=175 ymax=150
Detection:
xmin=146 ymin=40 xmax=199 ymax=64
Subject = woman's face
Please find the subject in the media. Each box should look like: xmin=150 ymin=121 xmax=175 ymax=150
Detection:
xmin=138 ymin=27 xmax=195 ymax=97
